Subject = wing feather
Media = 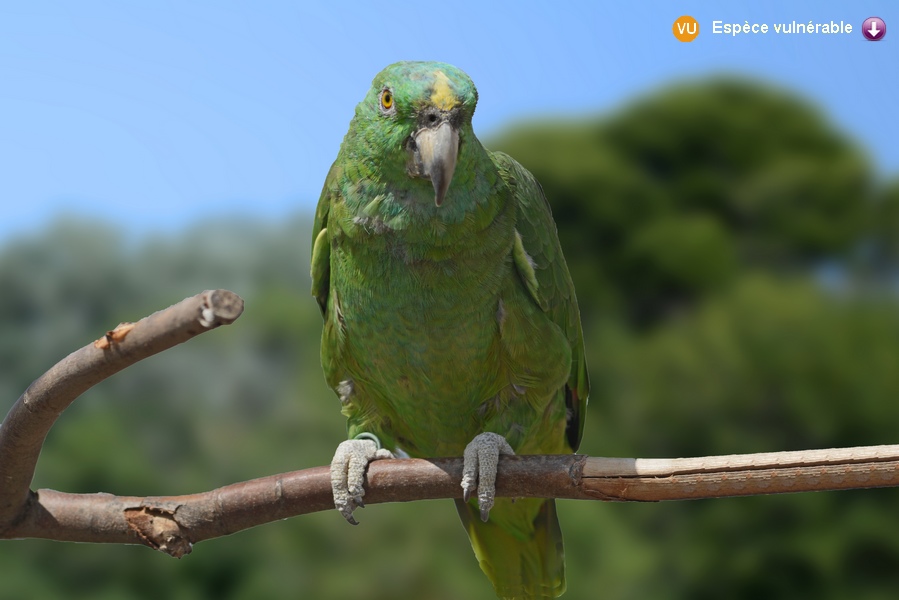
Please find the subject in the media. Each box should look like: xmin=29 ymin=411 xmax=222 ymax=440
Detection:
xmin=311 ymin=162 xmax=339 ymax=314
xmin=492 ymin=151 xmax=590 ymax=451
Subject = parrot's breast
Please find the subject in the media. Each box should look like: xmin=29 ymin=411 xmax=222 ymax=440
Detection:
xmin=324 ymin=203 xmax=571 ymax=457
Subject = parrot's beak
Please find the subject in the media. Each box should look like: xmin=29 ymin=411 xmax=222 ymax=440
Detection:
xmin=410 ymin=120 xmax=459 ymax=207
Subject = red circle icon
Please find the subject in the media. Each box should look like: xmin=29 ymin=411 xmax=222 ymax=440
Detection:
xmin=862 ymin=17 xmax=886 ymax=41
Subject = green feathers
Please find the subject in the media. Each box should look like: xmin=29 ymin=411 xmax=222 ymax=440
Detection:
xmin=456 ymin=498 xmax=566 ymax=600
xmin=313 ymin=61 xmax=588 ymax=598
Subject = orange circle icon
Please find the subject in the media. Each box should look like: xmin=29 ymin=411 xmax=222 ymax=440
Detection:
xmin=673 ymin=15 xmax=699 ymax=42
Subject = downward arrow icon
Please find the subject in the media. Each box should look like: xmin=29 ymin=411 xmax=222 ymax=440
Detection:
xmin=863 ymin=17 xmax=886 ymax=41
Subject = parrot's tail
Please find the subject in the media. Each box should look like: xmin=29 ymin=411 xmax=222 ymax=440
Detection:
xmin=454 ymin=497 xmax=565 ymax=599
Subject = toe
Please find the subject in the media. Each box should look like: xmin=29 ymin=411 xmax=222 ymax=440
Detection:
xmin=329 ymin=437 xmax=394 ymax=525
xmin=460 ymin=432 xmax=515 ymax=520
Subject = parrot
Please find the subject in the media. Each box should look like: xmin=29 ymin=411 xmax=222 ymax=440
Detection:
xmin=310 ymin=61 xmax=589 ymax=599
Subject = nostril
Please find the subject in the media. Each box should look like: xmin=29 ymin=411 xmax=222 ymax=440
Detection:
xmin=428 ymin=114 xmax=438 ymax=124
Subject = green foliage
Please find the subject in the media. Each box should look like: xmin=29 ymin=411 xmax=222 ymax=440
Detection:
xmin=864 ymin=178 xmax=899 ymax=274
xmin=492 ymin=78 xmax=872 ymax=324
xmin=621 ymin=214 xmax=736 ymax=317
xmin=2 ymin=76 xmax=899 ymax=598
xmin=572 ymin=276 xmax=899 ymax=600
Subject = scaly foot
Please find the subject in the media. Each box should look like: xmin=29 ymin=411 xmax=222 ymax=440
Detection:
xmin=330 ymin=434 xmax=393 ymax=525
xmin=460 ymin=432 xmax=515 ymax=522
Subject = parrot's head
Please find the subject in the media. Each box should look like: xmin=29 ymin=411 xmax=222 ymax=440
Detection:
xmin=350 ymin=61 xmax=479 ymax=207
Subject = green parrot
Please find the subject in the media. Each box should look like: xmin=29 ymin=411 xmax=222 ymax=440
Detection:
xmin=311 ymin=61 xmax=588 ymax=599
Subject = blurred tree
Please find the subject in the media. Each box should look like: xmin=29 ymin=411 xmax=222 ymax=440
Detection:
xmin=862 ymin=177 xmax=899 ymax=278
xmin=491 ymin=79 xmax=873 ymax=325
xmin=571 ymin=276 xmax=899 ymax=600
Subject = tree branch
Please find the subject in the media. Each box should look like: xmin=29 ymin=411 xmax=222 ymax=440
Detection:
xmin=2 ymin=290 xmax=899 ymax=558
xmin=0 ymin=290 xmax=244 ymax=530
xmin=3 ymin=448 xmax=899 ymax=557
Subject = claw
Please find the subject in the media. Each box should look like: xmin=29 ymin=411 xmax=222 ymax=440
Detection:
xmin=460 ymin=432 xmax=515 ymax=521
xmin=330 ymin=437 xmax=394 ymax=524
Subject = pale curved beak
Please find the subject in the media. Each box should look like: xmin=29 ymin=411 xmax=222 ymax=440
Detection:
xmin=411 ymin=121 xmax=459 ymax=206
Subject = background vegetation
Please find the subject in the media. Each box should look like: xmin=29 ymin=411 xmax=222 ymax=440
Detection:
xmin=2 ymin=77 xmax=899 ymax=599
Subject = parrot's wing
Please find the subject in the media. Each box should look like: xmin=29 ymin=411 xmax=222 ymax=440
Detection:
xmin=492 ymin=151 xmax=590 ymax=451
xmin=311 ymin=162 xmax=339 ymax=315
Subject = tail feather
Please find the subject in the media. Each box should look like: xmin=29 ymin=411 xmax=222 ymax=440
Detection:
xmin=455 ymin=498 xmax=565 ymax=599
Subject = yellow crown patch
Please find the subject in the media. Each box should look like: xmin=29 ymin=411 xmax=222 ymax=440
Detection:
xmin=430 ymin=71 xmax=458 ymax=111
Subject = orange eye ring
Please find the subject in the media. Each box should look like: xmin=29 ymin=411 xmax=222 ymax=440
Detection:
xmin=380 ymin=89 xmax=393 ymax=110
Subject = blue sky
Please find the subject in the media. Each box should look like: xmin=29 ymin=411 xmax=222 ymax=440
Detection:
xmin=1 ymin=1 xmax=896 ymax=243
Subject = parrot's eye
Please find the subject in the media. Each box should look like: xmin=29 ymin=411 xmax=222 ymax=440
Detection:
xmin=379 ymin=89 xmax=394 ymax=112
